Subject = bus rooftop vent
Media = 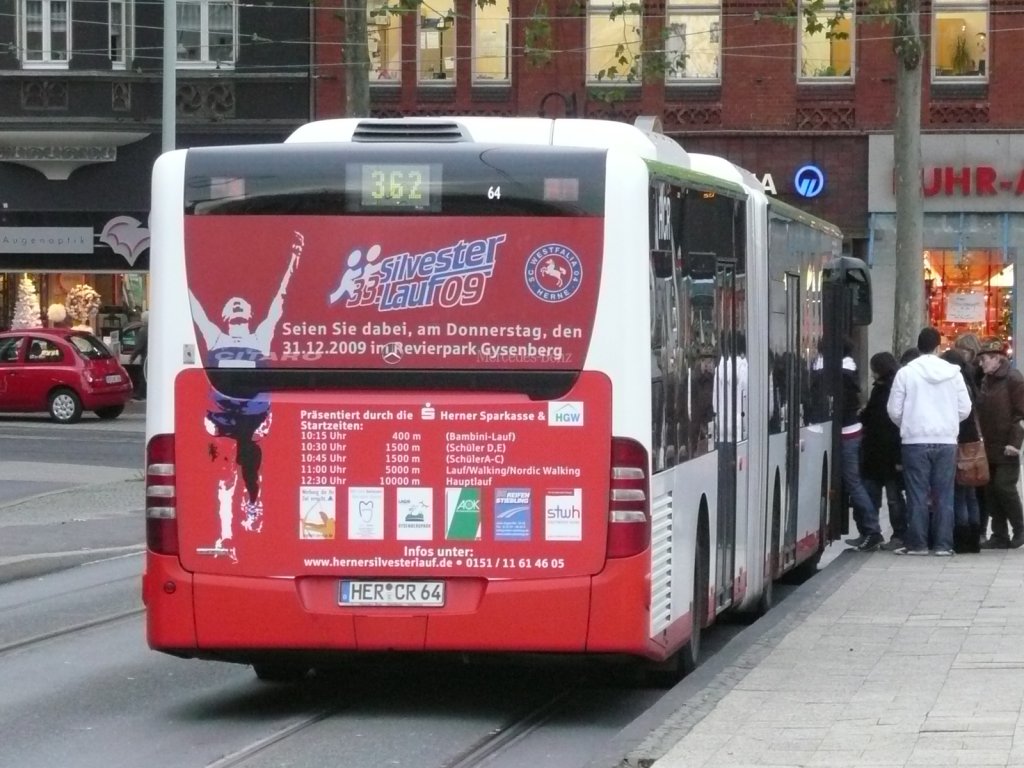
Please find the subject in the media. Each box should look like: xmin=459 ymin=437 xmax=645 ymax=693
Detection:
xmin=352 ymin=120 xmax=469 ymax=143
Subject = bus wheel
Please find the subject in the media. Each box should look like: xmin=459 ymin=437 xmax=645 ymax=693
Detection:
xmin=758 ymin=487 xmax=781 ymax=614
xmin=681 ymin=536 xmax=708 ymax=675
xmin=252 ymin=662 xmax=310 ymax=682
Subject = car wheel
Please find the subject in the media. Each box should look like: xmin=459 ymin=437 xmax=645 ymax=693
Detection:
xmin=95 ymin=405 xmax=125 ymax=420
xmin=48 ymin=388 xmax=83 ymax=424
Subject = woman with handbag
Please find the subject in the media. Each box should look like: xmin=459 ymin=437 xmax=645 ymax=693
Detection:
xmin=976 ymin=337 xmax=1024 ymax=549
xmin=941 ymin=350 xmax=984 ymax=553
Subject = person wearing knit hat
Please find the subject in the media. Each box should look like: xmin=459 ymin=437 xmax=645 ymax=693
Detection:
xmin=976 ymin=336 xmax=1024 ymax=548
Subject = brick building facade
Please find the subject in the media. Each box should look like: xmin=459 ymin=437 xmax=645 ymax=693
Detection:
xmin=315 ymin=0 xmax=1024 ymax=354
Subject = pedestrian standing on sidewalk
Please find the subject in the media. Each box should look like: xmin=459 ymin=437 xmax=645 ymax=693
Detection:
xmin=859 ymin=351 xmax=907 ymax=551
xmin=833 ymin=338 xmax=884 ymax=552
xmin=956 ymin=332 xmax=988 ymax=544
xmin=940 ymin=348 xmax=982 ymax=553
xmin=976 ymin=337 xmax=1024 ymax=549
xmin=954 ymin=333 xmax=984 ymax=387
xmin=887 ymin=327 xmax=972 ymax=556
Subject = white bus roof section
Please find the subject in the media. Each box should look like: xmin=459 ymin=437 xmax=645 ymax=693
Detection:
xmin=285 ymin=116 xmax=691 ymax=169
xmin=688 ymin=152 xmax=762 ymax=196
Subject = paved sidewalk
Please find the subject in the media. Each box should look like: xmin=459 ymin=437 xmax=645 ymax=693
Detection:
xmin=0 ymin=475 xmax=144 ymax=583
xmin=618 ymin=549 xmax=1024 ymax=768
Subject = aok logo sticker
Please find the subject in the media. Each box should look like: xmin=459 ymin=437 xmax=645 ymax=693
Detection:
xmin=524 ymin=243 xmax=583 ymax=303
xmin=445 ymin=487 xmax=481 ymax=540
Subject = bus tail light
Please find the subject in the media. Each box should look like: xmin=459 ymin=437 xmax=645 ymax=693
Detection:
xmin=146 ymin=434 xmax=179 ymax=556
xmin=607 ymin=437 xmax=650 ymax=559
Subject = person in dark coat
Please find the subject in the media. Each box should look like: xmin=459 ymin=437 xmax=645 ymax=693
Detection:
xmin=976 ymin=337 xmax=1024 ymax=549
xmin=831 ymin=338 xmax=883 ymax=551
xmin=954 ymin=332 xmax=986 ymax=541
xmin=859 ymin=351 xmax=907 ymax=550
xmin=940 ymin=349 xmax=982 ymax=553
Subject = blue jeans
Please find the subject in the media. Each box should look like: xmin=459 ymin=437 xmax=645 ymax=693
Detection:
xmin=863 ymin=475 xmax=907 ymax=539
xmin=954 ymin=483 xmax=981 ymax=528
xmin=841 ymin=433 xmax=880 ymax=536
xmin=901 ymin=443 xmax=956 ymax=551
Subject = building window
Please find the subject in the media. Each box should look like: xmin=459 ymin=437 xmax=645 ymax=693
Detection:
xmin=177 ymin=0 xmax=235 ymax=68
xmin=21 ymin=0 xmax=69 ymax=67
xmin=473 ymin=1 xmax=509 ymax=83
xmin=110 ymin=0 xmax=133 ymax=69
xmin=418 ymin=0 xmax=455 ymax=83
xmin=933 ymin=0 xmax=988 ymax=79
xmin=665 ymin=0 xmax=720 ymax=82
xmin=797 ymin=0 xmax=853 ymax=80
xmin=368 ymin=1 xmax=401 ymax=82
xmin=587 ymin=0 xmax=641 ymax=83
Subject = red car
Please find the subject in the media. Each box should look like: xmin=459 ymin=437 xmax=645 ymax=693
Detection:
xmin=0 ymin=328 xmax=134 ymax=423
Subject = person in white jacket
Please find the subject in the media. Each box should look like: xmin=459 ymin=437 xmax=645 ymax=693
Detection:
xmin=887 ymin=327 xmax=972 ymax=555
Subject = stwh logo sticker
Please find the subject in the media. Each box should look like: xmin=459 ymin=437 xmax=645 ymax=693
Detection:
xmin=548 ymin=401 xmax=584 ymax=427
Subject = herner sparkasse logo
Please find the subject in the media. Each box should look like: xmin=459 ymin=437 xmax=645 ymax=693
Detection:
xmin=524 ymin=243 xmax=583 ymax=303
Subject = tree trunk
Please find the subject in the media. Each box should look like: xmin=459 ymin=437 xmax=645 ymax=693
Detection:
xmin=343 ymin=0 xmax=371 ymax=117
xmin=891 ymin=0 xmax=924 ymax=356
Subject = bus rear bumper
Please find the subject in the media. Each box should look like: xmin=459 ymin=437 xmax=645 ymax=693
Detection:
xmin=143 ymin=551 xmax=661 ymax=659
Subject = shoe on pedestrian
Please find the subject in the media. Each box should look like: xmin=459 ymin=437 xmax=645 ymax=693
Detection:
xmin=880 ymin=536 xmax=904 ymax=551
xmin=1010 ymin=533 xmax=1024 ymax=550
xmin=893 ymin=547 xmax=930 ymax=556
xmin=980 ymin=537 xmax=1011 ymax=550
xmin=856 ymin=533 xmax=885 ymax=552
xmin=932 ymin=549 xmax=954 ymax=556
xmin=844 ymin=535 xmax=866 ymax=548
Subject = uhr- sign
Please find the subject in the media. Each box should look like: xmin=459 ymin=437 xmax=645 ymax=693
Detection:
xmin=920 ymin=166 xmax=1024 ymax=197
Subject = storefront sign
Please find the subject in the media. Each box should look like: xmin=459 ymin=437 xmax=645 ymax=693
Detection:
xmin=0 ymin=146 xmax=116 ymax=162
xmin=0 ymin=227 xmax=93 ymax=254
xmin=794 ymin=165 xmax=825 ymax=198
xmin=945 ymin=292 xmax=986 ymax=324
xmin=869 ymin=134 xmax=1024 ymax=213
xmin=923 ymin=166 xmax=1024 ymax=197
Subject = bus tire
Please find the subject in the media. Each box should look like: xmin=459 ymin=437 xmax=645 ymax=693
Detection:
xmin=252 ymin=662 xmax=310 ymax=682
xmin=758 ymin=484 xmax=782 ymax=614
xmin=681 ymin=532 xmax=708 ymax=675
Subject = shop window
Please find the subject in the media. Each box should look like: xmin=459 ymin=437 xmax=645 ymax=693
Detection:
xmin=177 ymin=0 xmax=236 ymax=68
xmin=932 ymin=1 xmax=988 ymax=80
xmin=924 ymin=248 xmax=1012 ymax=345
xmin=797 ymin=0 xmax=853 ymax=81
xmin=664 ymin=0 xmax=721 ymax=83
xmin=418 ymin=0 xmax=455 ymax=83
xmin=368 ymin=0 xmax=402 ymax=82
xmin=20 ymin=0 xmax=70 ymax=67
xmin=472 ymin=0 xmax=509 ymax=83
xmin=586 ymin=0 xmax=641 ymax=83
xmin=110 ymin=0 xmax=133 ymax=69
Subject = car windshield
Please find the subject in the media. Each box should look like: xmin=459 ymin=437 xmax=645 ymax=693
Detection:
xmin=68 ymin=333 xmax=113 ymax=360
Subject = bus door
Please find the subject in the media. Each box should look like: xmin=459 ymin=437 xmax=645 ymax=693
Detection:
xmin=713 ymin=258 xmax=738 ymax=610
xmin=823 ymin=257 xmax=873 ymax=541
xmin=782 ymin=271 xmax=801 ymax=569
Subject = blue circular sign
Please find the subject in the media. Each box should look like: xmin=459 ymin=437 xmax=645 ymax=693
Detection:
xmin=794 ymin=165 xmax=825 ymax=198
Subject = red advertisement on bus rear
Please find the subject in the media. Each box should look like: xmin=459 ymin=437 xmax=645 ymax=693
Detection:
xmin=174 ymin=369 xmax=613 ymax=579
xmin=176 ymin=214 xmax=613 ymax=580
xmin=183 ymin=215 xmax=603 ymax=371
